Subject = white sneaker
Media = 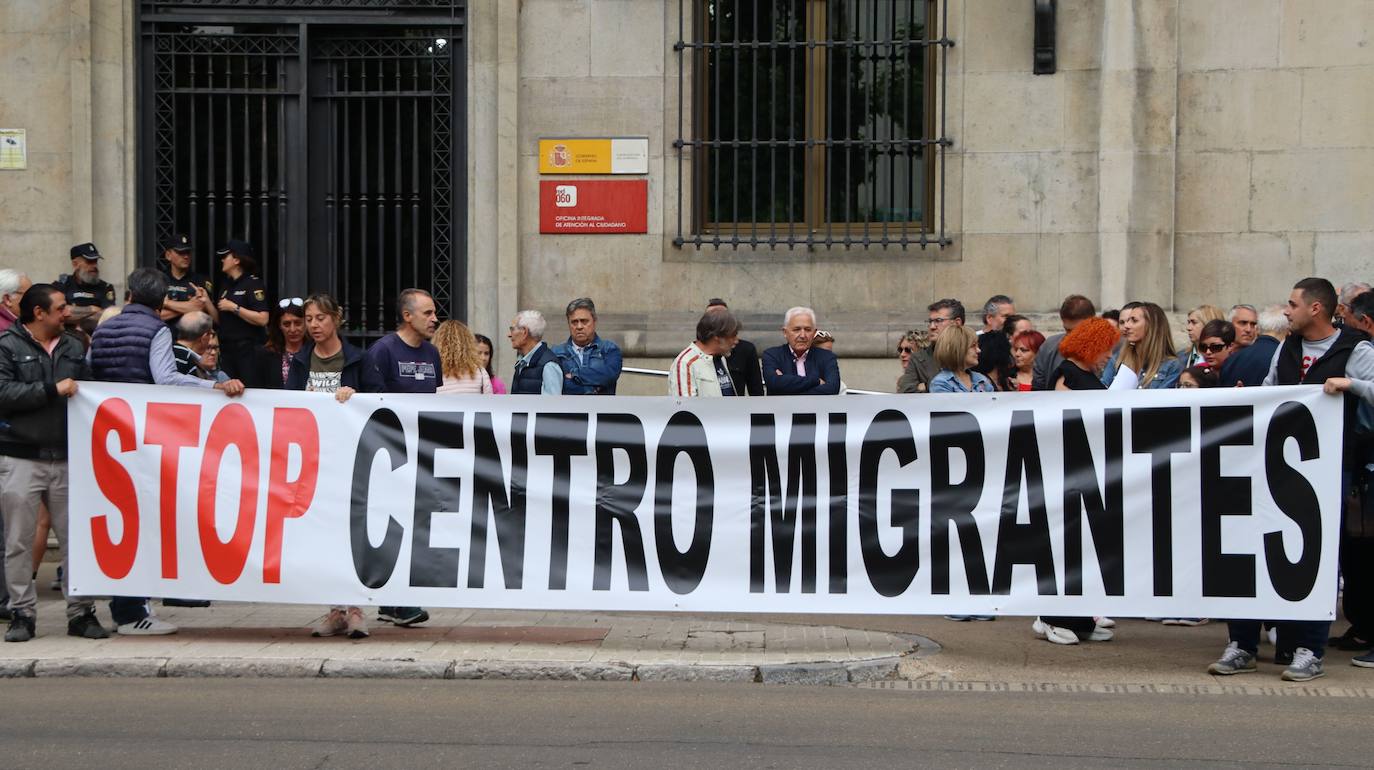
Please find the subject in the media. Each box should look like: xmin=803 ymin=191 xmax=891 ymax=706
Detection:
xmin=1045 ymin=625 xmax=1080 ymax=645
xmin=116 ymin=616 xmax=178 ymax=635
xmin=311 ymin=609 xmax=348 ymax=638
xmin=345 ymin=607 xmax=369 ymax=640
xmin=1033 ymin=618 xmax=1080 ymax=645
xmin=1094 ymin=616 xmax=1116 ymax=629
xmin=1088 ymin=627 xmax=1114 ymax=642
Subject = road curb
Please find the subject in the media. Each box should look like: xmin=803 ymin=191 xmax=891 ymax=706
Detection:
xmin=0 ymin=653 xmax=911 ymax=684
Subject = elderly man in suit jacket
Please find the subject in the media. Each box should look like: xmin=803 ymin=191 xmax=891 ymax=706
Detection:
xmin=762 ymin=306 xmax=841 ymax=395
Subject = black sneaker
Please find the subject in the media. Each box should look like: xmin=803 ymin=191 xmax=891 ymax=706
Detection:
xmin=67 ymin=611 xmax=110 ymax=639
xmin=1274 ymin=649 xmax=1295 ymax=666
xmin=4 ymin=614 xmax=35 ymax=643
xmin=391 ymin=607 xmax=429 ymax=627
xmin=1328 ymin=628 xmax=1371 ymax=651
xmin=376 ymin=607 xmax=396 ymax=624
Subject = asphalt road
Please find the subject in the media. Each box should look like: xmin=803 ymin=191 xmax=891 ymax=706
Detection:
xmin=3 ymin=679 xmax=1368 ymax=769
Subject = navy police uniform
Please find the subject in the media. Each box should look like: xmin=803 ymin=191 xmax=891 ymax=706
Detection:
xmin=216 ymin=240 xmax=269 ymax=380
xmin=54 ymin=242 xmax=116 ymax=312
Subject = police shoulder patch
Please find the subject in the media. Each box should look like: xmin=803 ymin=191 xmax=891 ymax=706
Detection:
xmin=254 ymin=289 xmax=265 ymax=301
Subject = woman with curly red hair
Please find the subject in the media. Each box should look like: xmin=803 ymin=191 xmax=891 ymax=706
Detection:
xmin=1033 ymin=317 xmax=1121 ymax=645
xmin=1052 ymin=317 xmax=1120 ymax=390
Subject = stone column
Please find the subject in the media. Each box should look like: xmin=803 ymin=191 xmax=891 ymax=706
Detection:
xmin=467 ymin=0 xmax=522 ymax=377
xmin=1095 ymin=0 xmax=1178 ymax=309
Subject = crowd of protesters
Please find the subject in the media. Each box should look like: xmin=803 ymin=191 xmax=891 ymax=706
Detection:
xmin=1 ymin=237 xmax=1372 ymax=684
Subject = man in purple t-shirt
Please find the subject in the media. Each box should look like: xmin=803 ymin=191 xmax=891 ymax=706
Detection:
xmin=362 ymin=288 xmax=441 ymax=627
xmin=366 ymin=288 xmax=442 ymax=394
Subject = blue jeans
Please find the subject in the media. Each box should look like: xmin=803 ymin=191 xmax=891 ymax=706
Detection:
xmin=1226 ymin=620 xmax=1331 ymax=657
xmin=109 ymin=596 xmax=150 ymax=625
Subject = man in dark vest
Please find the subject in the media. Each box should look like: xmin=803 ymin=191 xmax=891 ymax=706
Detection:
xmin=89 ymin=268 xmax=245 ymax=636
xmin=1209 ymin=277 xmax=1369 ymax=683
xmin=508 ymin=309 xmax=563 ymax=394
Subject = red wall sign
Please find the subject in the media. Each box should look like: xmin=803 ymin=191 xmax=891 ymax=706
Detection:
xmin=539 ymin=179 xmax=648 ymax=234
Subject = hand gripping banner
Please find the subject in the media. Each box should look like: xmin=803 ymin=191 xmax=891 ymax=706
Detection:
xmin=67 ymin=383 xmax=1343 ymax=619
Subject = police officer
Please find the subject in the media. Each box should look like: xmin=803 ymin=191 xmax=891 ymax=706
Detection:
xmin=158 ymin=233 xmax=216 ymax=327
xmin=52 ymin=242 xmax=116 ymax=332
xmin=214 ymin=239 xmax=269 ymax=380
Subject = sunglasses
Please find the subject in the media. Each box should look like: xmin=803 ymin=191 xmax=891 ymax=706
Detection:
xmin=279 ymin=297 xmax=303 ymax=308
xmin=897 ymin=346 xmax=916 ymax=354
xmin=1199 ymin=342 xmax=1229 ymax=354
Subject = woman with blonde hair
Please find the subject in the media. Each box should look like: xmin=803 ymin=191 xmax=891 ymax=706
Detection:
xmin=1103 ymin=301 xmax=1182 ymax=390
xmin=930 ymin=325 xmax=994 ymax=393
xmin=434 ymin=319 xmax=494 ymax=394
xmin=1179 ymin=304 xmax=1226 ymax=368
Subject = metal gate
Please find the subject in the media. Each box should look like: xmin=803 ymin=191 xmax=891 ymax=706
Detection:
xmin=137 ymin=1 xmax=466 ymax=339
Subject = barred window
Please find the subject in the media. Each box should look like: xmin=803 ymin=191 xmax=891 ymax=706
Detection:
xmin=674 ymin=0 xmax=951 ymax=250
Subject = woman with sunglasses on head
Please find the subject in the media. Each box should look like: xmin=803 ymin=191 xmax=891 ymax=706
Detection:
xmin=284 ymin=293 xmax=383 ymax=639
xmin=247 ymin=297 xmax=306 ymax=389
xmin=474 ymin=334 xmax=508 ymax=394
xmin=1103 ymin=301 xmax=1182 ymax=390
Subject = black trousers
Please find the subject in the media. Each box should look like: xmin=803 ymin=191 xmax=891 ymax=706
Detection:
xmin=219 ymin=337 xmax=258 ymax=382
xmin=1341 ymin=533 xmax=1374 ymax=639
xmin=1042 ymin=616 xmax=1097 ymax=635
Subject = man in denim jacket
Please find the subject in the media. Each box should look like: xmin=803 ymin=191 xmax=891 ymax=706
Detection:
xmin=552 ymin=297 xmax=622 ymax=395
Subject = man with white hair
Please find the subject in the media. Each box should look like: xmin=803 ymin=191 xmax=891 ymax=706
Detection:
xmin=0 ymin=269 xmax=31 ymax=335
xmin=1221 ymin=304 xmax=1288 ymax=386
xmin=508 ymin=309 xmax=563 ymax=395
xmin=1230 ymin=304 xmax=1259 ymax=348
xmin=761 ymin=306 xmax=840 ymax=395
xmin=1338 ymin=282 xmax=1372 ymax=328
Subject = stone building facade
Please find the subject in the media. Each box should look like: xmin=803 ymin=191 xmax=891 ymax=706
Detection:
xmin=1 ymin=0 xmax=1372 ymax=391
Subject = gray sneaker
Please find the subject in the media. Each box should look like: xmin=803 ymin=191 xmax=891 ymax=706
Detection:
xmin=1280 ymin=646 xmax=1325 ymax=682
xmin=1207 ymin=641 xmax=1257 ymax=675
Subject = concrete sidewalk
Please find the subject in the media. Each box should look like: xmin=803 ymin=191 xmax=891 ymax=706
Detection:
xmin=0 ymin=592 xmax=923 ymax=684
xmin=6 ymin=569 xmax=1374 ymax=693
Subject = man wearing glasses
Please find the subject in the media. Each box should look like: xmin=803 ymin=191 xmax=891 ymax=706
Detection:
xmin=898 ymin=298 xmax=963 ymax=394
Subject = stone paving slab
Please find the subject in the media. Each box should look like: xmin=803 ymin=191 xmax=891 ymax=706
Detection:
xmin=0 ymin=598 xmax=920 ymax=684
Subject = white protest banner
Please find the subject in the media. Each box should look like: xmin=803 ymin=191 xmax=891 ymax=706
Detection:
xmin=67 ymin=382 xmax=1342 ymax=619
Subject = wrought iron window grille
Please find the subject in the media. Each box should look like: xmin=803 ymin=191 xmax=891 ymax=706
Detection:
xmin=137 ymin=0 xmax=466 ymax=343
xmin=673 ymin=0 xmax=953 ymax=251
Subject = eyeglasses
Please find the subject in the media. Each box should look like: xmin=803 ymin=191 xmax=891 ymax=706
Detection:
xmin=897 ymin=346 xmax=916 ymax=354
xmin=279 ymin=297 xmax=303 ymax=308
xmin=1199 ymin=342 xmax=1229 ymax=354
xmin=927 ymin=316 xmax=953 ymax=326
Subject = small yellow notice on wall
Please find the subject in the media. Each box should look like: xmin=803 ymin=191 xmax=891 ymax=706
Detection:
xmin=539 ymin=137 xmax=648 ymax=175
xmin=0 ymin=129 xmax=27 ymax=170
